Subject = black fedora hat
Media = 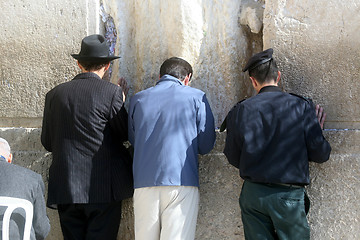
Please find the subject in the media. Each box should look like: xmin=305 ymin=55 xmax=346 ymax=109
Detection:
xmin=71 ymin=34 xmax=120 ymax=61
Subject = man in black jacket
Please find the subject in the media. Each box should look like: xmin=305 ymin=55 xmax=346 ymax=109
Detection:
xmin=222 ymin=48 xmax=331 ymax=240
xmin=41 ymin=34 xmax=133 ymax=239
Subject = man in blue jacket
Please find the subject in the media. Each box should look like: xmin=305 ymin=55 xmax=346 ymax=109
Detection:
xmin=129 ymin=57 xmax=216 ymax=240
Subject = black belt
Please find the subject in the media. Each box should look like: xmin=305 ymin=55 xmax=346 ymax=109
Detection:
xmin=267 ymin=183 xmax=304 ymax=189
xmin=246 ymin=180 xmax=305 ymax=189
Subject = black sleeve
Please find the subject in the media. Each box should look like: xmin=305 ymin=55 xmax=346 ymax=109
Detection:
xmin=223 ymin=108 xmax=242 ymax=169
xmin=304 ymin=101 xmax=331 ymax=163
xmin=108 ymin=87 xmax=128 ymax=143
xmin=41 ymin=92 xmax=52 ymax=152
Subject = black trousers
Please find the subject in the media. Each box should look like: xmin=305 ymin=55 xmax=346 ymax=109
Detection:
xmin=57 ymin=201 xmax=122 ymax=240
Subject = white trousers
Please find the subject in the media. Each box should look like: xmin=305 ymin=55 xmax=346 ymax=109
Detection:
xmin=134 ymin=186 xmax=199 ymax=240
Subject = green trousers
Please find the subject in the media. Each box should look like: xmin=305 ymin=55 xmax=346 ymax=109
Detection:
xmin=239 ymin=181 xmax=310 ymax=240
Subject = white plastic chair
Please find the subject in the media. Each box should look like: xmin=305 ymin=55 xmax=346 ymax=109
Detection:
xmin=0 ymin=197 xmax=33 ymax=240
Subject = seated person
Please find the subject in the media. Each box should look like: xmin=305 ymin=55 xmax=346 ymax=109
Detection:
xmin=0 ymin=137 xmax=50 ymax=240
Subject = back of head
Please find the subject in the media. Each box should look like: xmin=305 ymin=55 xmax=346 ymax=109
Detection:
xmin=249 ymin=60 xmax=278 ymax=84
xmin=0 ymin=138 xmax=11 ymax=160
xmin=160 ymin=57 xmax=193 ymax=81
xmin=78 ymin=60 xmax=110 ymax=72
xmin=243 ymin=48 xmax=279 ymax=84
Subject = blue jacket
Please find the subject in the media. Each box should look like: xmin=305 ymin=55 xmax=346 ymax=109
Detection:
xmin=129 ymin=75 xmax=216 ymax=188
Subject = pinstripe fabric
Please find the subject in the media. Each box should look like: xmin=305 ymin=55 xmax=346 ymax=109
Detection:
xmin=41 ymin=72 xmax=133 ymax=208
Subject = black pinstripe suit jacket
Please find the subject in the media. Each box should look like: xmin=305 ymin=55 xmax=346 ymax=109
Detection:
xmin=41 ymin=72 xmax=133 ymax=208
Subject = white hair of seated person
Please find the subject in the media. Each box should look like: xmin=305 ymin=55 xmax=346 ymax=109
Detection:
xmin=0 ymin=138 xmax=12 ymax=163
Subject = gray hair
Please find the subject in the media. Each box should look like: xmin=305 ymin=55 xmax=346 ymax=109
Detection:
xmin=0 ymin=138 xmax=11 ymax=159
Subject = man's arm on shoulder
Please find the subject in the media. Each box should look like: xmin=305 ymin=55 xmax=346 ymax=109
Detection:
xmin=32 ymin=176 xmax=50 ymax=240
xmin=304 ymin=102 xmax=331 ymax=163
xmin=197 ymin=94 xmax=216 ymax=155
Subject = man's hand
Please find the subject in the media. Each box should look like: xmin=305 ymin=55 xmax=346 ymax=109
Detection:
xmin=315 ymin=104 xmax=326 ymax=129
xmin=117 ymin=77 xmax=129 ymax=102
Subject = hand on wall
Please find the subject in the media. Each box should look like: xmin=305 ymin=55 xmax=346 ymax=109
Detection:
xmin=118 ymin=77 xmax=129 ymax=102
xmin=315 ymin=105 xmax=327 ymax=129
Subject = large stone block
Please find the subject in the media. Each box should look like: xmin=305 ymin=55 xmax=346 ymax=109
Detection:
xmin=263 ymin=0 xmax=360 ymax=129
xmin=0 ymin=0 xmax=100 ymax=127
xmin=307 ymin=130 xmax=360 ymax=239
xmin=198 ymin=153 xmax=243 ymax=239
xmin=103 ymin=0 xmax=261 ymax=126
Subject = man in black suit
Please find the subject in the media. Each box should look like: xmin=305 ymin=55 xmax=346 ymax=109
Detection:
xmin=0 ymin=137 xmax=50 ymax=240
xmin=41 ymin=34 xmax=133 ymax=239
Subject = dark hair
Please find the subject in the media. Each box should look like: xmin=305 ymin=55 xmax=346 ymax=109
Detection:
xmin=160 ymin=57 xmax=193 ymax=81
xmin=249 ymin=59 xmax=278 ymax=84
xmin=78 ymin=60 xmax=110 ymax=71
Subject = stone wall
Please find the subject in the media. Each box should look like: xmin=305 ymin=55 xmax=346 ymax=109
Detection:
xmin=263 ymin=0 xmax=360 ymax=130
xmin=0 ymin=0 xmax=101 ymax=128
xmin=0 ymin=0 xmax=359 ymax=239
xmin=102 ymin=0 xmax=265 ymax=126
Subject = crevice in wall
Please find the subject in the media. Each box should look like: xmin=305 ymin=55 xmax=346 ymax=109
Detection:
xmin=238 ymin=0 xmax=265 ymax=98
xmin=100 ymin=3 xmax=117 ymax=81
xmin=239 ymin=0 xmax=265 ymax=35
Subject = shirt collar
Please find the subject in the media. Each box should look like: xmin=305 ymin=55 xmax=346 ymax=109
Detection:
xmin=74 ymin=72 xmax=102 ymax=80
xmin=259 ymin=85 xmax=282 ymax=94
xmin=156 ymin=75 xmax=184 ymax=86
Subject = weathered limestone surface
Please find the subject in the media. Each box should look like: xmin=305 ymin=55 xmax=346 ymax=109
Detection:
xmin=0 ymin=0 xmax=100 ymax=127
xmin=263 ymin=0 xmax=360 ymax=129
xmin=307 ymin=130 xmax=360 ymax=240
xmin=103 ymin=0 xmax=264 ymax=126
xmin=1 ymin=0 xmax=264 ymax=128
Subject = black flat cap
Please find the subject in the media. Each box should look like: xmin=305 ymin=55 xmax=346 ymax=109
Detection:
xmin=242 ymin=48 xmax=273 ymax=72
